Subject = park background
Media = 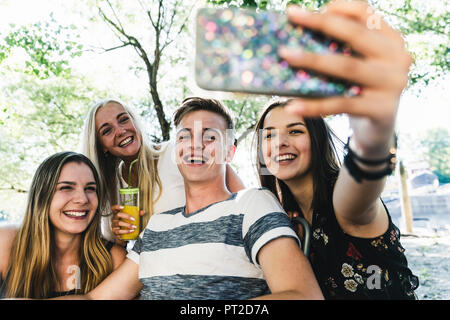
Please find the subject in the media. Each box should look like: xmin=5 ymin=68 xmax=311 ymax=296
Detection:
xmin=0 ymin=0 xmax=449 ymax=299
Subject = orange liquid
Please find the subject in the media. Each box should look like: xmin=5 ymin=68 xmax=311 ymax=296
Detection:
xmin=120 ymin=205 xmax=140 ymax=240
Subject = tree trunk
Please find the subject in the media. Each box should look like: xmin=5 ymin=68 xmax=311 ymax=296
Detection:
xmin=399 ymin=160 xmax=414 ymax=234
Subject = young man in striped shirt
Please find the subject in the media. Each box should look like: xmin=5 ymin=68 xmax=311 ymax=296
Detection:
xmin=55 ymin=97 xmax=323 ymax=300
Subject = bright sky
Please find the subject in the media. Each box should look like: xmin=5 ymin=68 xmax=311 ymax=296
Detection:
xmin=1 ymin=0 xmax=448 ymax=142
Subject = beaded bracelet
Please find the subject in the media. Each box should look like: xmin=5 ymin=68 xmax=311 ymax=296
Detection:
xmin=343 ymin=135 xmax=397 ymax=183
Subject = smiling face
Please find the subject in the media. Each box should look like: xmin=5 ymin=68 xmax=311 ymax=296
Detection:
xmin=95 ymin=102 xmax=141 ymax=162
xmin=261 ymin=106 xmax=312 ymax=182
xmin=175 ymin=110 xmax=234 ymax=185
xmin=49 ymin=161 xmax=98 ymax=237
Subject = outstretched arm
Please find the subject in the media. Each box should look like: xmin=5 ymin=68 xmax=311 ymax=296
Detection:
xmin=281 ymin=1 xmax=412 ymax=237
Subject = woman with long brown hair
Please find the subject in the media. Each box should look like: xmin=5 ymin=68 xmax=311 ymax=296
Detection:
xmin=0 ymin=152 xmax=125 ymax=298
xmin=254 ymin=2 xmax=418 ymax=299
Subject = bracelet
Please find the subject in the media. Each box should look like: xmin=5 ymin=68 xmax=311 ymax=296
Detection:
xmin=343 ymin=135 xmax=397 ymax=183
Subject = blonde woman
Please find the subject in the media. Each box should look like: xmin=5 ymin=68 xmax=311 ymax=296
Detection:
xmin=82 ymin=99 xmax=245 ymax=246
xmin=0 ymin=152 xmax=126 ymax=298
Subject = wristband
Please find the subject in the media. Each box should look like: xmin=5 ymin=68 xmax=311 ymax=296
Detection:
xmin=343 ymin=135 xmax=397 ymax=183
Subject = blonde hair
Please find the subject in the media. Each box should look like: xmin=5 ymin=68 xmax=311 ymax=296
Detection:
xmin=81 ymin=99 xmax=162 ymax=236
xmin=4 ymin=152 xmax=113 ymax=298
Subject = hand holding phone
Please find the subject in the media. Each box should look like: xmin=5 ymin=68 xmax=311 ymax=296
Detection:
xmin=195 ymin=7 xmax=360 ymax=98
xmin=281 ymin=2 xmax=413 ymax=161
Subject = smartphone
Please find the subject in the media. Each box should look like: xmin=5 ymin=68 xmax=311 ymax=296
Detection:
xmin=195 ymin=7 xmax=360 ymax=98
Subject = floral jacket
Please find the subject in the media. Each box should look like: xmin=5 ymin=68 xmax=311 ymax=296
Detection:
xmin=301 ymin=201 xmax=419 ymax=300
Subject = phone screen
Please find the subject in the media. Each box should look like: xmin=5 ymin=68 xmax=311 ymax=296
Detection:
xmin=195 ymin=7 xmax=360 ymax=98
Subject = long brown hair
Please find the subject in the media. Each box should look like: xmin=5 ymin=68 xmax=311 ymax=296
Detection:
xmin=254 ymin=99 xmax=341 ymax=217
xmin=4 ymin=152 xmax=113 ymax=298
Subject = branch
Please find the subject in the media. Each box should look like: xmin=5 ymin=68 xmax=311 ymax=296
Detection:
xmin=156 ymin=0 xmax=163 ymax=32
xmin=236 ymin=123 xmax=256 ymax=147
xmin=105 ymin=0 xmax=126 ymax=33
xmin=160 ymin=2 xmax=195 ymax=53
xmin=144 ymin=6 xmax=157 ymax=29
xmin=98 ymin=4 xmax=153 ymax=76
xmin=53 ymin=103 xmax=76 ymax=121
xmin=378 ymin=7 xmax=448 ymax=36
xmin=102 ymin=42 xmax=133 ymax=52
xmin=165 ymin=0 xmax=180 ymax=36
xmin=0 ymin=185 xmax=28 ymax=193
xmin=234 ymin=101 xmax=248 ymax=129
xmin=128 ymin=35 xmax=153 ymax=76
xmin=98 ymin=4 xmax=128 ymax=41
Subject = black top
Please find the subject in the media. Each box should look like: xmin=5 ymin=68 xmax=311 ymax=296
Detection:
xmin=300 ymin=198 xmax=419 ymax=299
xmin=0 ymin=240 xmax=115 ymax=299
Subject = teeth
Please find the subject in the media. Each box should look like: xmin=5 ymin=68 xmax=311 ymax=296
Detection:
xmin=276 ymin=154 xmax=296 ymax=162
xmin=64 ymin=211 xmax=87 ymax=217
xmin=119 ymin=137 xmax=132 ymax=147
xmin=188 ymin=157 xmax=204 ymax=163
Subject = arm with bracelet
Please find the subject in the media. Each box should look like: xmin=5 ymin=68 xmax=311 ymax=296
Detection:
xmin=281 ymin=2 xmax=412 ymax=238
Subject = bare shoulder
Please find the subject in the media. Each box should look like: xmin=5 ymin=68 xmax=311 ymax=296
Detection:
xmin=0 ymin=225 xmax=19 ymax=248
xmin=110 ymin=244 xmax=127 ymax=270
xmin=0 ymin=225 xmax=19 ymax=275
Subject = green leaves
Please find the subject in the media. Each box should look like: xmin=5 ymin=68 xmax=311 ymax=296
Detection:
xmin=420 ymin=127 xmax=450 ymax=184
xmin=0 ymin=71 xmax=108 ymax=192
xmin=0 ymin=19 xmax=83 ymax=79
xmin=374 ymin=0 xmax=449 ymax=87
xmin=0 ymin=13 xmax=103 ymax=192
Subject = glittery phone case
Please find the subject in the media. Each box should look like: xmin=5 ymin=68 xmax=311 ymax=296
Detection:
xmin=195 ymin=7 xmax=360 ymax=98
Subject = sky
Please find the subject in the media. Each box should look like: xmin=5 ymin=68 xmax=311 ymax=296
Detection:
xmin=1 ymin=0 xmax=447 ymax=127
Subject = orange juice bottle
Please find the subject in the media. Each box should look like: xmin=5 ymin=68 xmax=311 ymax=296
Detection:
xmin=120 ymin=205 xmax=140 ymax=240
xmin=119 ymin=187 xmax=140 ymax=240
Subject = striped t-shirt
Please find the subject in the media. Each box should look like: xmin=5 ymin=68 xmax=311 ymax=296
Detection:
xmin=127 ymin=187 xmax=300 ymax=300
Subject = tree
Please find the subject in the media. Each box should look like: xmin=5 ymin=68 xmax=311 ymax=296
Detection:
xmin=89 ymin=0 xmax=449 ymax=143
xmin=1 ymin=0 xmax=447 ymax=194
xmin=208 ymin=0 xmax=449 ymax=88
xmin=204 ymin=0 xmax=449 ymax=146
xmin=420 ymin=127 xmax=450 ymax=184
xmin=95 ymin=0 xmax=196 ymax=141
xmin=0 ymin=16 xmax=82 ymax=79
xmin=0 ymin=18 xmax=109 ymax=193
xmin=373 ymin=0 xmax=449 ymax=88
